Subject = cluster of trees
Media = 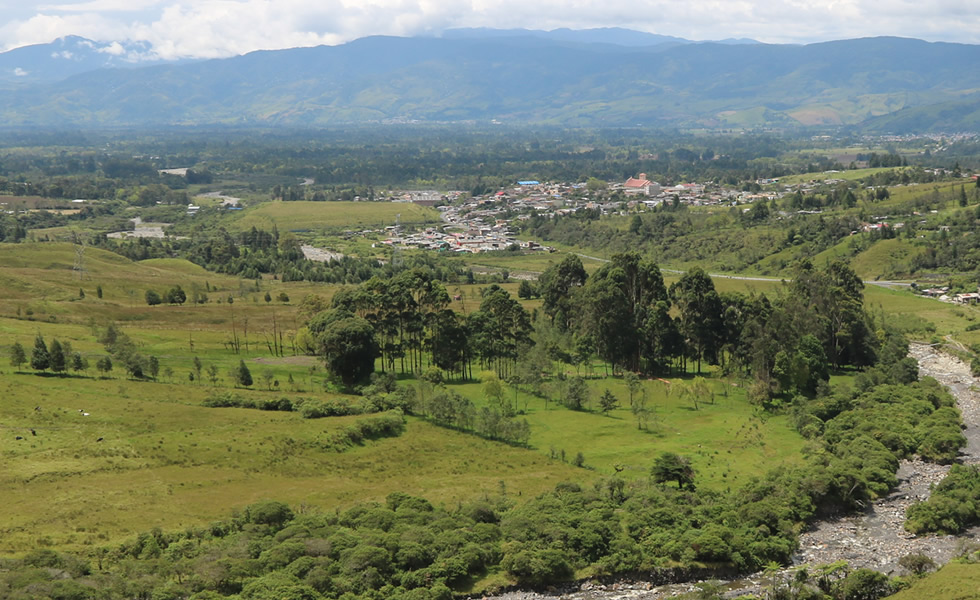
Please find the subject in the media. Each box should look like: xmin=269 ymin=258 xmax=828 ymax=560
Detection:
xmin=97 ymin=226 xmax=469 ymax=285
xmin=300 ymin=271 xmax=532 ymax=386
xmin=96 ymin=324 xmax=160 ymax=380
xmin=295 ymin=254 xmax=878 ymax=411
xmin=533 ymin=254 xmax=876 ymax=399
xmin=145 ymin=285 xmax=187 ymax=305
xmin=418 ymin=386 xmax=531 ymax=445
xmin=9 ymin=335 xmax=88 ymax=374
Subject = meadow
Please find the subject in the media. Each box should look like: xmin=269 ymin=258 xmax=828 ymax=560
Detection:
xmin=2 ymin=235 xmax=978 ymax=596
xmin=0 ymin=242 xmax=801 ymax=558
xmin=228 ymin=201 xmax=441 ymax=232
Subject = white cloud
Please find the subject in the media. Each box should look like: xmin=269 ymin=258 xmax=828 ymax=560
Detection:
xmin=0 ymin=0 xmax=977 ymax=59
xmin=13 ymin=67 xmax=28 ymax=76
xmin=97 ymin=40 xmax=124 ymax=54
xmin=38 ymin=0 xmax=164 ymax=12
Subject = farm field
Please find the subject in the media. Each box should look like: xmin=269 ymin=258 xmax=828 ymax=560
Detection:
xmin=228 ymin=201 xmax=441 ymax=232
xmin=776 ymin=166 xmax=902 ymax=185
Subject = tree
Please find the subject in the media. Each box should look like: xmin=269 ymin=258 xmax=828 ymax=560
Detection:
xmin=48 ymin=339 xmax=66 ymax=373
xmin=78 ymin=287 xmax=85 ymax=299
xmin=517 ymin=280 xmax=535 ymax=300
xmin=671 ymin=267 xmax=723 ymax=373
xmin=539 ymin=255 xmax=587 ymax=331
xmin=898 ymin=552 xmax=936 ymax=576
xmin=147 ymin=356 xmax=160 ymax=379
xmin=582 ymin=253 xmax=670 ymax=374
xmin=629 ymin=214 xmax=644 ymax=235
xmin=70 ymin=352 xmax=88 ymax=373
xmin=145 ymin=289 xmax=162 ymax=306
xmin=261 ymin=369 xmax=275 ymax=390
xmin=9 ymin=342 xmax=26 ymax=369
xmin=277 ymin=292 xmax=290 ymax=303
xmin=837 ymin=568 xmax=893 ymax=600
xmin=564 ymin=376 xmax=590 ymax=410
xmin=96 ymin=284 xmax=103 ymax=299
xmin=264 ymin=291 xmax=272 ymax=303
xmin=624 ymin=372 xmax=641 ymax=406
xmin=193 ymin=356 xmax=202 ymax=384
xmin=235 ymin=360 xmax=253 ymax=387
xmin=632 ymin=391 xmax=651 ymax=430
xmin=165 ymin=286 xmax=187 ymax=305
xmin=599 ymin=389 xmax=618 ymax=414
xmin=682 ymin=376 xmax=712 ymax=410
xmin=652 ymin=452 xmax=694 ymax=489
xmin=207 ymin=364 xmax=220 ymax=386
xmin=96 ymin=355 xmax=113 ymax=377
xmin=30 ymin=333 xmax=49 ymax=371
xmin=317 ymin=315 xmax=380 ymax=387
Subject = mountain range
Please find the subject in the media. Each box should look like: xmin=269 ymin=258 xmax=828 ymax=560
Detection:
xmin=0 ymin=30 xmax=977 ymax=131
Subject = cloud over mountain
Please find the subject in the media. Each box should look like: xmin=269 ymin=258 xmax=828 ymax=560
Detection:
xmin=0 ymin=0 xmax=978 ymax=60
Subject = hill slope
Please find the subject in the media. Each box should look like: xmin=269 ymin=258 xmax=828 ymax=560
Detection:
xmin=0 ymin=35 xmax=975 ymax=130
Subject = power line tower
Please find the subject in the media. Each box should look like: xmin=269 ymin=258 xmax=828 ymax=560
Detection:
xmin=71 ymin=231 xmax=86 ymax=280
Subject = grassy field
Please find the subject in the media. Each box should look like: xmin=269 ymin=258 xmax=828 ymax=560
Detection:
xmin=885 ymin=562 xmax=980 ymax=600
xmin=444 ymin=375 xmax=802 ymax=491
xmin=0 ymin=242 xmax=805 ymax=558
xmin=776 ymin=167 xmax=902 ymax=186
xmin=0 ymin=369 xmax=581 ymax=554
xmin=1 ymin=238 xmax=978 ymax=573
xmin=229 ymin=201 xmax=440 ymax=232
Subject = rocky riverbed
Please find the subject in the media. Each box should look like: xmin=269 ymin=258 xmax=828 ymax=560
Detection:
xmin=479 ymin=343 xmax=980 ymax=600
xmin=793 ymin=343 xmax=980 ymax=575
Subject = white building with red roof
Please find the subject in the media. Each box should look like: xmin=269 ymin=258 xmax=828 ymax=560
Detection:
xmin=624 ymin=173 xmax=661 ymax=196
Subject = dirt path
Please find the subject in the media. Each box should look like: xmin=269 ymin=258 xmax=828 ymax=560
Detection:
xmin=479 ymin=343 xmax=980 ymax=600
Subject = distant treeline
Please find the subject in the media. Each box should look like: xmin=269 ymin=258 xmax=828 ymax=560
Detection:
xmin=92 ymin=226 xmax=470 ymax=285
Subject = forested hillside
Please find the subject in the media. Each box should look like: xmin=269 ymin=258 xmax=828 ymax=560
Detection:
xmin=0 ymin=35 xmax=976 ymax=129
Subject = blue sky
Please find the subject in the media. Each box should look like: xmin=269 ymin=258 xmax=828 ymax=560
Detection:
xmin=0 ymin=0 xmax=978 ymax=59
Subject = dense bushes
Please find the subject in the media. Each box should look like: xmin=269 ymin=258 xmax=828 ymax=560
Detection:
xmin=317 ymin=411 xmax=406 ymax=451
xmin=905 ymin=465 xmax=980 ymax=534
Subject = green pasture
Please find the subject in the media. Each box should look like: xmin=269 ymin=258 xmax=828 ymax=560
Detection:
xmin=0 ymin=367 xmax=582 ymax=555
xmin=776 ymin=167 xmax=902 ymax=186
xmin=228 ymin=201 xmax=440 ymax=232
xmin=442 ymin=372 xmax=803 ymax=492
xmin=885 ymin=562 xmax=980 ymax=600
xmin=456 ymin=250 xmax=609 ymax=276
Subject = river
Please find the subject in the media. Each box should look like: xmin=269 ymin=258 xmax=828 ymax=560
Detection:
xmin=480 ymin=343 xmax=980 ymax=600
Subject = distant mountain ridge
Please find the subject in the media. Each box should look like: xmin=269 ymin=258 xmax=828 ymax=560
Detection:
xmin=0 ymin=36 xmax=175 ymax=86
xmin=440 ymin=27 xmax=758 ymax=46
xmin=0 ymin=32 xmax=975 ymax=131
